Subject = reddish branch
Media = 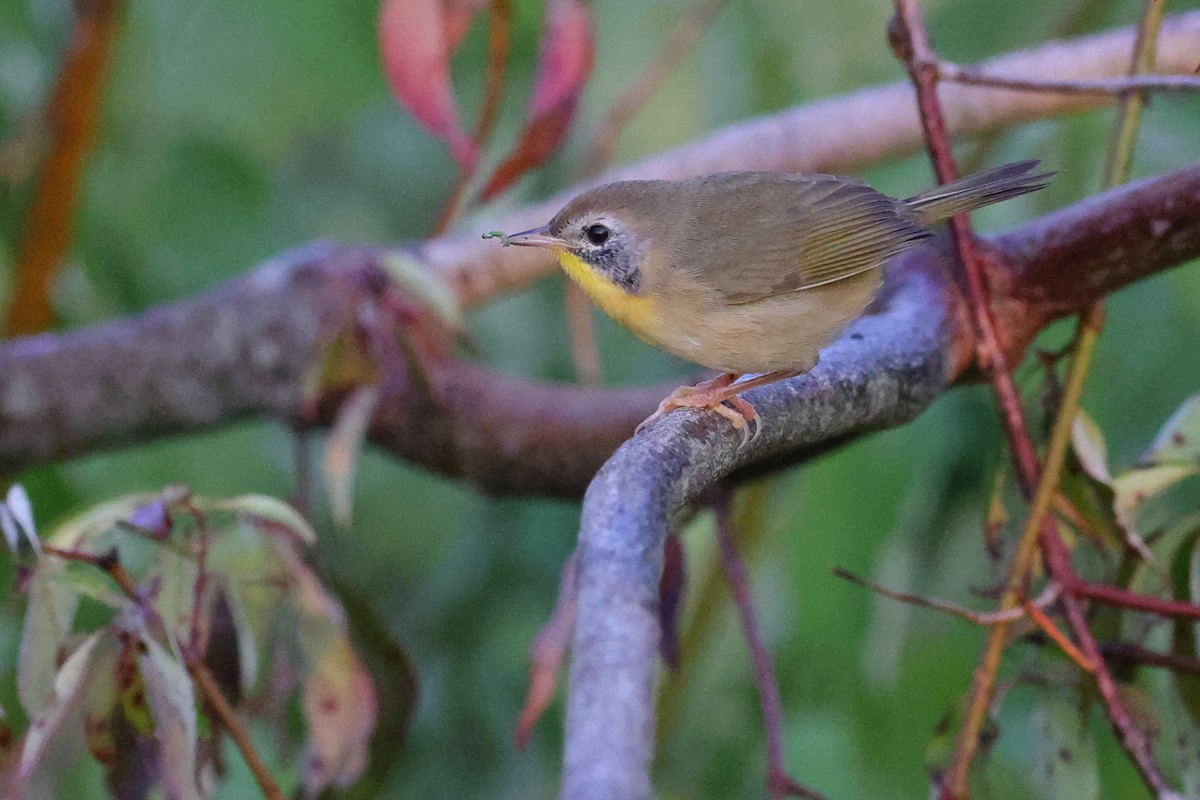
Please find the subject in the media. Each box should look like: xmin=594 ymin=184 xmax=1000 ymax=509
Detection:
xmin=713 ymin=495 xmax=826 ymax=800
xmin=7 ymin=0 xmax=122 ymax=336
xmin=890 ymin=1 xmax=1172 ymax=796
xmin=42 ymin=545 xmax=285 ymax=800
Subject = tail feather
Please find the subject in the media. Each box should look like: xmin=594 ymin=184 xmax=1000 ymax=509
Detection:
xmin=903 ymin=160 xmax=1053 ymax=225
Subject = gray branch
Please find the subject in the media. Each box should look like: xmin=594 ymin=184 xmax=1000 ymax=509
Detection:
xmin=559 ymin=162 xmax=1200 ymax=799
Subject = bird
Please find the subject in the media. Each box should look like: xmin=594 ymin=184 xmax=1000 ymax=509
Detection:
xmin=485 ymin=161 xmax=1050 ymax=442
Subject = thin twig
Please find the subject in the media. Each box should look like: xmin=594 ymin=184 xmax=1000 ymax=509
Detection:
xmin=187 ymin=660 xmax=286 ymax=800
xmin=713 ymin=494 xmax=827 ymax=800
xmin=431 ymin=0 xmax=512 ymax=236
xmin=44 ymin=545 xmax=141 ymax=601
xmin=6 ymin=0 xmax=122 ymax=335
xmin=938 ymin=61 xmax=1200 ymax=94
xmin=891 ymin=1 xmax=1174 ymax=796
xmin=889 ymin=5 xmax=1056 ymax=789
xmin=1021 ymin=599 xmax=1094 ymax=672
xmin=1069 ymin=579 xmax=1200 ymax=621
xmin=578 ymin=0 xmax=726 ymax=177
xmin=888 ymin=0 xmax=1043 ymax=480
xmin=832 ymin=567 xmax=1039 ymax=626
xmin=1101 ymin=641 xmax=1200 ymax=677
xmin=43 ymin=543 xmax=286 ymax=800
xmin=564 ymin=281 xmax=603 ymax=386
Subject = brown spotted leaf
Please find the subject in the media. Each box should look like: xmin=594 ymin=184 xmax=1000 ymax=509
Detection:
xmin=302 ymin=637 xmax=378 ymax=791
xmin=379 ymin=0 xmax=480 ymax=171
xmin=1029 ymin=691 xmax=1099 ymax=800
xmin=270 ymin=539 xmax=378 ymax=791
xmin=1143 ymin=393 xmax=1200 ymax=467
xmin=480 ymin=0 xmax=594 ymax=199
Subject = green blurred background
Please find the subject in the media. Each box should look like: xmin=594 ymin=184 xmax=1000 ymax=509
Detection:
xmin=2 ymin=0 xmax=1199 ymax=797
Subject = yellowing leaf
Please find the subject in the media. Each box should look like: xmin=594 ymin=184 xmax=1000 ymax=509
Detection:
xmin=302 ymin=637 xmax=377 ymax=792
xmin=1143 ymin=393 xmax=1200 ymax=467
xmin=380 ymin=251 xmax=464 ymax=332
xmin=1072 ymin=410 xmax=1111 ymax=485
xmin=323 ymin=385 xmax=380 ymax=531
xmin=1114 ymin=464 xmax=1199 ymax=536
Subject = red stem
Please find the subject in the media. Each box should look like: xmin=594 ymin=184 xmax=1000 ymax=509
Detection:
xmin=713 ymin=495 xmax=827 ymax=800
xmin=889 ymin=1 xmax=1171 ymax=795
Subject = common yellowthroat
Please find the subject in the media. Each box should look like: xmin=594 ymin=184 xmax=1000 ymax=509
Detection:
xmin=486 ymin=161 xmax=1049 ymax=441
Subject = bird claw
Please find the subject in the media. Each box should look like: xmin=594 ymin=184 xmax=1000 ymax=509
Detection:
xmin=636 ymin=377 xmax=761 ymax=445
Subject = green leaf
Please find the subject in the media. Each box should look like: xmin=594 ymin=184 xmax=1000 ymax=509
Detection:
xmin=1029 ymin=692 xmax=1100 ymax=800
xmin=206 ymin=493 xmax=317 ymax=545
xmin=1072 ymin=410 xmax=1112 ymax=485
xmin=150 ymin=546 xmax=199 ymax=640
xmin=1170 ymin=527 xmax=1200 ymax=726
xmin=1175 ymin=687 xmax=1200 ymax=800
xmin=1143 ymin=393 xmax=1200 ymax=467
xmin=18 ymin=560 xmax=81 ymax=716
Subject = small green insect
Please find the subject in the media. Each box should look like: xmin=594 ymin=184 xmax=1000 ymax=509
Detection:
xmin=481 ymin=231 xmax=512 ymax=246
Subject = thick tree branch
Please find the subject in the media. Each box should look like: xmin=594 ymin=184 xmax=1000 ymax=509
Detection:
xmin=0 ymin=165 xmax=1198 ymax=500
xmin=557 ymin=162 xmax=1200 ymax=799
xmin=423 ymin=11 xmax=1200 ymax=307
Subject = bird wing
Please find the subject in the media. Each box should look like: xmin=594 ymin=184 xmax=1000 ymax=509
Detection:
xmin=686 ymin=173 xmax=932 ymax=305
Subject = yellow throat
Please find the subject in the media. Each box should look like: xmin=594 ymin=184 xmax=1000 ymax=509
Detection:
xmin=555 ymin=250 xmax=658 ymax=336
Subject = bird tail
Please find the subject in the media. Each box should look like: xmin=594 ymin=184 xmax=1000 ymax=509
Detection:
xmin=903 ymin=160 xmax=1053 ymax=225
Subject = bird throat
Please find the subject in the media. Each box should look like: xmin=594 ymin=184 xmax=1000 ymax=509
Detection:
xmin=555 ymin=250 xmax=658 ymax=334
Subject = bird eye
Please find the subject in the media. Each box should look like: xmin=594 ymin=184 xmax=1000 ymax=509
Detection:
xmin=585 ymin=223 xmax=610 ymax=246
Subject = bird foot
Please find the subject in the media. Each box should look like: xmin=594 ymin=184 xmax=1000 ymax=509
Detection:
xmin=636 ymin=373 xmax=760 ymax=445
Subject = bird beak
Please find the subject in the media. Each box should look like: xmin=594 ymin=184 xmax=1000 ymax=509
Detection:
xmin=502 ymin=225 xmax=566 ymax=249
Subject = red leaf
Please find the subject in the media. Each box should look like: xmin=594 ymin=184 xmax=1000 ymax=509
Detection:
xmin=514 ymin=552 xmax=577 ymax=749
xmin=379 ymin=0 xmax=480 ymax=172
xmin=480 ymin=0 xmax=594 ymax=199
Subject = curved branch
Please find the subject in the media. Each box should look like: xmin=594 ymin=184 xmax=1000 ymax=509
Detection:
xmin=0 ymin=165 xmax=1198 ymax=500
xmin=558 ymin=160 xmax=1200 ymax=799
xmin=424 ymin=11 xmax=1200 ymax=307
